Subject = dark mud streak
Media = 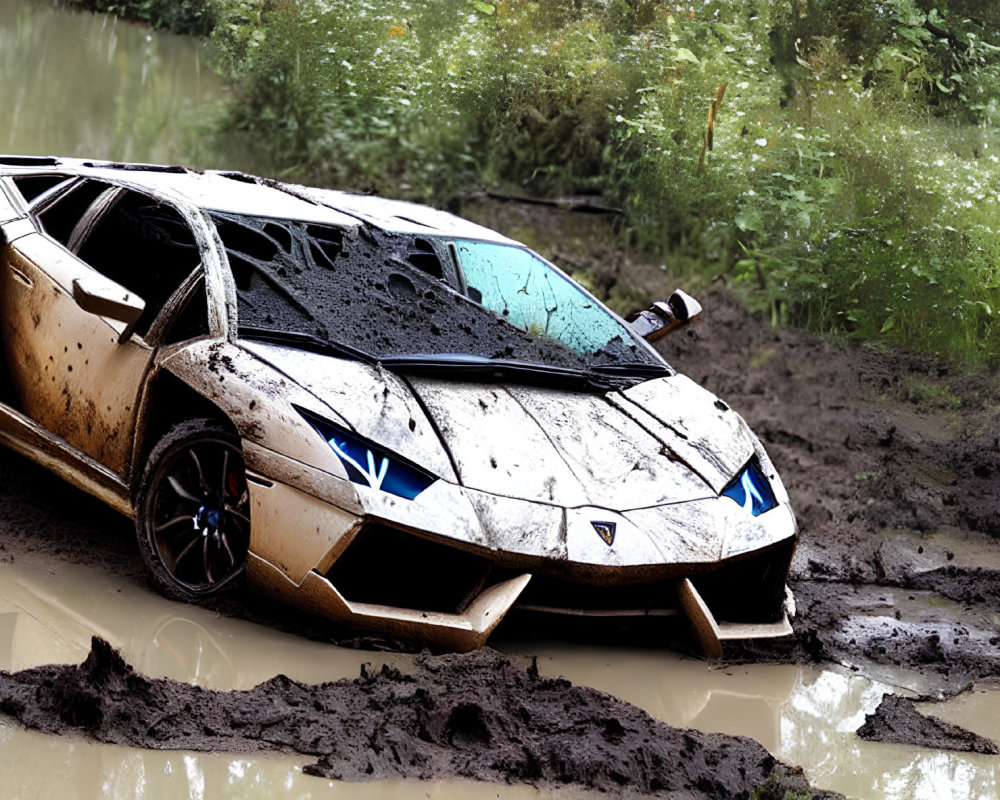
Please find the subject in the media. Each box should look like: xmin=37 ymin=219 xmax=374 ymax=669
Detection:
xmin=856 ymin=695 xmax=998 ymax=755
xmin=0 ymin=638 xmax=841 ymax=799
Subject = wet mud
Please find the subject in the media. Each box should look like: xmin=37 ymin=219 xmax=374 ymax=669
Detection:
xmin=856 ymin=694 xmax=998 ymax=755
xmin=467 ymin=198 xmax=1000 ymax=697
xmin=0 ymin=636 xmax=841 ymax=799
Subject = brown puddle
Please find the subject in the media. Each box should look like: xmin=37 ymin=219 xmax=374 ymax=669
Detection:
xmin=0 ymin=556 xmax=996 ymax=799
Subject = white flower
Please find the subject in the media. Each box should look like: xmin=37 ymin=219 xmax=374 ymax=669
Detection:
xmin=755 ymin=138 xmax=768 ymax=147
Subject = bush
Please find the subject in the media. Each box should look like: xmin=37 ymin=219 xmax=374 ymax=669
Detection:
xmin=74 ymin=0 xmax=1000 ymax=363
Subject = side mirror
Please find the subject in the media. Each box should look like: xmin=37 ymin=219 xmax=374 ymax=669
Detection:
xmin=627 ymin=290 xmax=702 ymax=342
xmin=72 ymin=277 xmax=145 ymax=344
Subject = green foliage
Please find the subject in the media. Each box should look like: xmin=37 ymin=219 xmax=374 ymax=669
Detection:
xmin=76 ymin=0 xmax=1000 ymax=364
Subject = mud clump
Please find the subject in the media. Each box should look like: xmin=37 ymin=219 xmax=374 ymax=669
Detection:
xmin=0 ymin=637 xmax=841 ymax=798
xmin=857 ymin=695 xmax=998 ymax=755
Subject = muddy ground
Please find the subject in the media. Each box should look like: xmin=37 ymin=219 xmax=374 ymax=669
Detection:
xmin=469 ymin=198 xmax=1000 ymax=698
xmin=0 ymin=199 xmax=997 ymax=795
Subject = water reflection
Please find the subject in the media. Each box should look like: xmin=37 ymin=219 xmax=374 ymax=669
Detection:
xmin=0 ymin=0 xmax=226 ymax=165
xmin=0 ymin=557 xmax=998 ymax=799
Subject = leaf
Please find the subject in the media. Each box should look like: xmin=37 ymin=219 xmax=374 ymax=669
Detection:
xmin=735 ymin=207 xmax=763 ymax=232
xmin=880 ymin=316 xmax=896 ymax=334
xmin=674 ymin=48 xmax=699 ymax=64
xmin=467 ymin=0 xmax=495 ymax=14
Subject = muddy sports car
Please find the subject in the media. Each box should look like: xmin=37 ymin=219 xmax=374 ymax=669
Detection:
xmin=0 ymin=156 xmax=796 ymax=656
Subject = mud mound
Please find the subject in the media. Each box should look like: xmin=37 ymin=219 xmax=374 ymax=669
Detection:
xmin=0 ymin=637 xmax=842 ymax=798
xmin=857 ymin=695 xmax=998 ymax=754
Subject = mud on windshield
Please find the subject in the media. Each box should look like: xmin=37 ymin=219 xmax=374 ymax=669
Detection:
xmin=211 ymin=212 xmax=662 ymax=379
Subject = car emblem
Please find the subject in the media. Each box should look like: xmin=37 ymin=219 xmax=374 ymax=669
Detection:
xmin=591 ymin=521 xmax=616 ymax=547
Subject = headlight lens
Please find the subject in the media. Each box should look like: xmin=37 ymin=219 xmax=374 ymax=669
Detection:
xmin=295 ymin=406 xmax=437 ymax=500
xmin=722 ymin=458 xmax=777 ymax=516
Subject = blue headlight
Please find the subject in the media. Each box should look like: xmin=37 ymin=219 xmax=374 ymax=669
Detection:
xmin=722 ymin=459 xmax=777 ymax=516
xmin=295 ymin=406 xmax=436 ymax=500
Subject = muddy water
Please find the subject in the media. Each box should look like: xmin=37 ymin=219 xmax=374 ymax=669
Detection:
xmin=0 ymin=0 xmax=226 ymax=165
xmin=1 ymin=555 xmax=997 ymax=800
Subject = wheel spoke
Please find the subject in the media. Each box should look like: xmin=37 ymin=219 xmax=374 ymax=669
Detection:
xmin=224 ymin=504 xmax=251 ymax=526
xmin=202 ymin=536 xmax=213 ymax=583
xmin=166 ymin=474 xmax=202 ymax=505
xmin=173 ymin=532 xmax=202 ymax=567
xmin=219 ymin=449 xmax=230 ymax=498
xmin=188 ymin=448 xmax=212 ymax=495
xmin=218 ymin=531 xmax=235 ymax=567
xmin=154 ymin=514 xmax=196 ymax=534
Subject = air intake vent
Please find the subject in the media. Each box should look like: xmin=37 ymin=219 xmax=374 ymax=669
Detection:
xmin=325 ymin=524 xmax=494 ymax=614
xmin=0 ymin=156 xmax=57 ymax=167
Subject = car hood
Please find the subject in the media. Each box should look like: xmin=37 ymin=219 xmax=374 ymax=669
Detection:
xmin=242 ymin=342 xmax=756 ymax=511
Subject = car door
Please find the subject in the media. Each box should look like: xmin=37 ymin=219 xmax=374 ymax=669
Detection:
xmin=1 ymin=179 xmax=203 ymax=476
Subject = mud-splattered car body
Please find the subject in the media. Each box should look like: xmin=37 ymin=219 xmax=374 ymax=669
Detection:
xmin=0 ymin=156 xmax=796 ymax=654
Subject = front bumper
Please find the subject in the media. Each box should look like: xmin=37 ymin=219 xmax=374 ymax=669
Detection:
xmin=240 ymin=441 xmax=798 ymax=653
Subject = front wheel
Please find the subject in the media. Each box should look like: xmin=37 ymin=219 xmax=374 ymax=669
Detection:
xmin=136 ymin=419 xmax=251 ymax=602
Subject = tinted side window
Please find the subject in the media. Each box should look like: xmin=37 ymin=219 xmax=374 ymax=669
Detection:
xmin=76 ymin=191 xmax=203 ymax=337
xmin=12 ymin=175 xmax=71 ymax=204
xmin=35 ymin=179 xmax=110 ymax=247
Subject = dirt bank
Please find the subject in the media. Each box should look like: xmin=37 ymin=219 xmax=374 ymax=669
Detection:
xmin=856 ymin=694 xmax=997 ymax=754
xmin=0 ymin=636 xmax=841 ymax=799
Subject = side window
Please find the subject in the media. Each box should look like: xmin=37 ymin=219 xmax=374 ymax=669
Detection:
xmin=12 ymin=175 xmax=72 ymax=204
xmin=35 ymin=179 xmax=111 ymax=247
xmin=75 ymin=190 xmax=204 ymax=338
xmin=454 ymin=241 xmax=626 ymax=356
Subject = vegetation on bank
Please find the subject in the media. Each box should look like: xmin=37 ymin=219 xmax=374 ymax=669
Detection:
xmin=62 ymin=0 xmax=1000 ymax=363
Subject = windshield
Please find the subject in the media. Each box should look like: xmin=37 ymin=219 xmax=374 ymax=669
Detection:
xmin=455 ymin=240 xmax=632 ymax=357
xmin=212 ymin=212 xmax=664 ymax=380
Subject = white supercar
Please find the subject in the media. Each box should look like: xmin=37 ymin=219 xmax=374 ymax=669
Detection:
xmin=0 ymin=156 xmax=797 ymax=655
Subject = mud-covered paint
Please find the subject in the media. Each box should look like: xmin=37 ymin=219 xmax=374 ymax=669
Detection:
xmin=214 ymin=211 xmax=650 ymax=372
xmin=1 ymin=233 xmax=152 ymax=473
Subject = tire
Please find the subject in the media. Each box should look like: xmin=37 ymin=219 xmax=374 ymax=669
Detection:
xmin=136 ymin=418 xmax=250 ymax=602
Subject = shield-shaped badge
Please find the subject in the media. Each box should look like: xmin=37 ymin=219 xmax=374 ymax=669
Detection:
xmin=591 ymin=520 xmax=617 ymax=547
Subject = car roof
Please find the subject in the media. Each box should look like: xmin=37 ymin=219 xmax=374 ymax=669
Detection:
xmin=288 ymin=187 xmax=518 ymax=244
xmin=1 ymin=156 xmax=517 ymax=243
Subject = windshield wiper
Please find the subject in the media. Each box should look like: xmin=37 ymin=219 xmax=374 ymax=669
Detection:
xmin=381 ymin=354 xmax=630 ymax=391
xmin=589 ymin=362 xmax=673 ymax=378
xmin=238 ymin=327 xmax=377 ymax=364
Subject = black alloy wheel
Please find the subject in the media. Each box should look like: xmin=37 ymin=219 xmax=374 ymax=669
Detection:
xmin=137 ymin=419 xmax=251 ymax=601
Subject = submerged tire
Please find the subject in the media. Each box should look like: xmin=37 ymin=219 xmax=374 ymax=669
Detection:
xmin=136 ymin=418 xmax=251 ymax=602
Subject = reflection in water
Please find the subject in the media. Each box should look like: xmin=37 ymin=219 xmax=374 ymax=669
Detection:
xmin=0 ymin=557 xmax=997 ymax=800
xmin=0 ymin=0 xmax=225 ymax=165
xmin=515 ymin=644 xmax=1000 ymax=800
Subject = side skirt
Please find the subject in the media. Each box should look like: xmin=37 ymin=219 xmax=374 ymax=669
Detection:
xmin=0 ymin=403 xmax=132 ymax=516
